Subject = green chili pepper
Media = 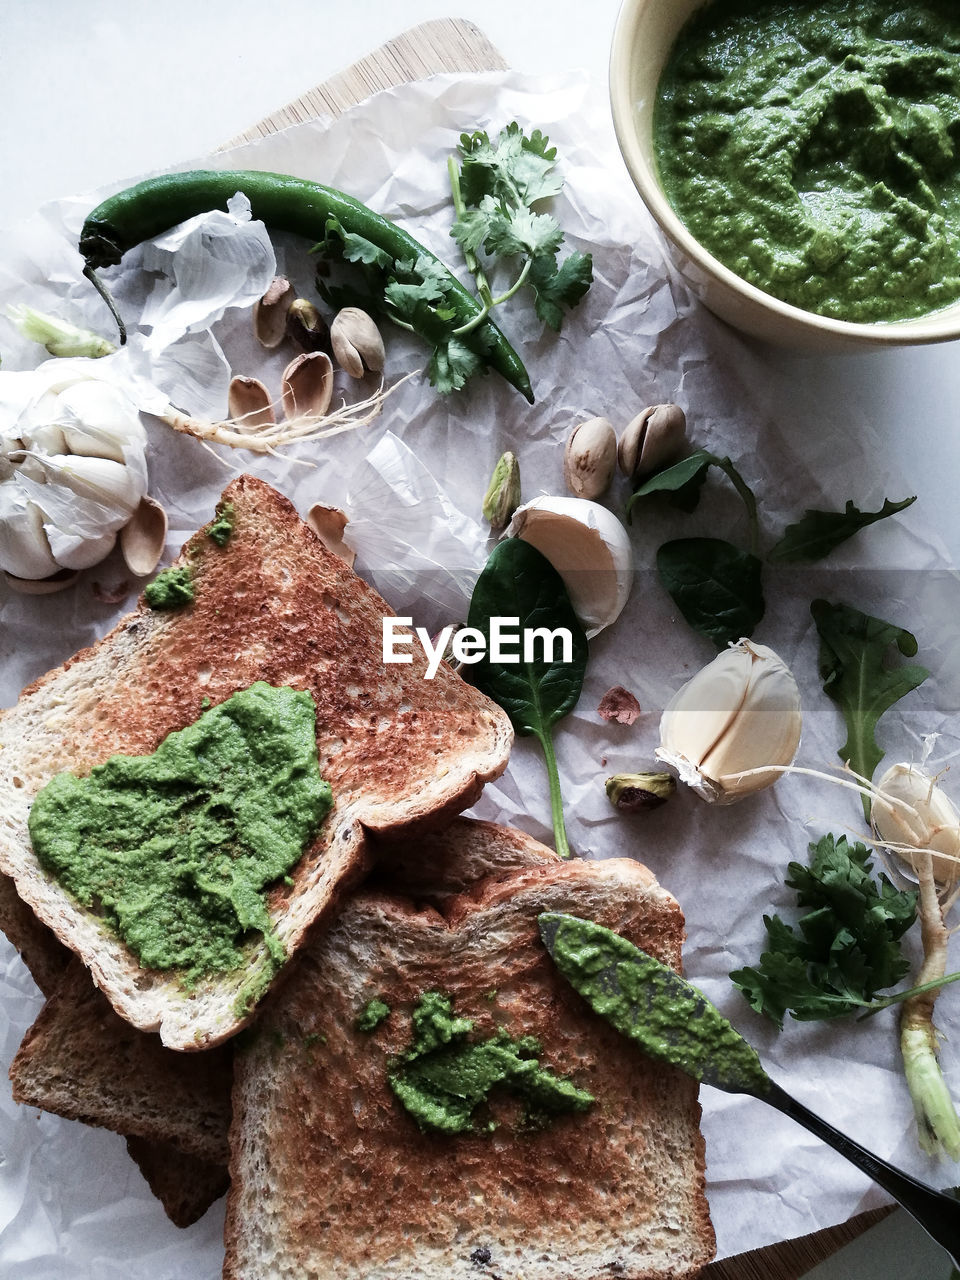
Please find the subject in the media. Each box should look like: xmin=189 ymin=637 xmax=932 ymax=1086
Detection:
xmin=78 ymin=169 xmax=534 ymax=402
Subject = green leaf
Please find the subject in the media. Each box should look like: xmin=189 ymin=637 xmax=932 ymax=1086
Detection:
xmin=626 ymin=450 xmax=758 ymax=532
xmin=811 ymin=599 xmax=929 ymax=808
xmin=529 ymin=251 xmax=594 ymax=331
xmin=428 ymin=337 xmax=486 ymax=395
xmin=730 ymin=834 xmax=918 ymax=1026
xmin=466 ymin=539 xmax=588 ymax=858
xmin=458 ymin=122 xmax=563 ymax=208
xmin=483 ymin=207 xmax=564 ymax=260
xmin=656 ymin=538 xmax=764 ymax=649
xmin=769 ymin=496 xmax=916 ymax=563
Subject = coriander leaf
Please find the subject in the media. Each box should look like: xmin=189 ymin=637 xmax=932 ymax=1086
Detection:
xmin=458 ymin=122 xmax=563 ymax=208
xmin=483 ymin=207 xmax=564 ymax=260
xmin=657 ymin=538 xmax=764 ymax=649
xmin=428 ymin=337 xmax=486 ymax=395
xmin=730 ymin=834 xmax=918 ymax=1027
xmin=529 ymin=251 xmax=594 ymax=331
xmin=811 ymin=599 xmax=929 ymax=811
xmin=769 ymin=496 xmax=917 ymax=563
xmin=321 ymin=216 xmax=394 ymax=270
xmin=466 ymin=538 xmax=588 ymax=859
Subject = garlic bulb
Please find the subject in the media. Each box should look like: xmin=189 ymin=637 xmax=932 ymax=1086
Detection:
xmin=872 ymin=763 xmax=960 ymax=886
xmin=505 ymin=495 xmax=634 ymax=636
xmin=656 ymin=639 xmax=802 ymax=804
xmin=0 ymin=368 xmax=149 ymax=581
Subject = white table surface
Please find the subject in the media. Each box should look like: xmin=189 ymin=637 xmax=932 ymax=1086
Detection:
xmin=2 ymin=3 xmax=958 ymax=1277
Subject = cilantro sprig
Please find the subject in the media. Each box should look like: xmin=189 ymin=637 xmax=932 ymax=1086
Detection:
xmin=449 ymin=123 xmax=593 ymax=336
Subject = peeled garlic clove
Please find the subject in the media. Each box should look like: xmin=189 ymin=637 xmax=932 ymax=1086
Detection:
xmin=656 ymin=639 xmax=802 ymax=804
xmin=619 ymin=404 xmax=687 ymax=482
xmin=331 ymin=308 xmax=384 ymax=378
xmin=564 ymin=417 xmax=617 ymax=499
xmin=306 ymin=504 xmax=356 ymax=568
xmin=281 ymin=352 xmax=334 ymax=421
xmin=120 ymin=495 xmax=168 ymax=577
xmin=3 ymin=566 xmax=78 ymax=594
xmin=253 ymin=276 xmax=295 ymax=349
xmin=228 ymin=376 xmax=276 ymax=428
xmin=506 ymin=496 xmax=633 ymax=636
xmin=872 ymin=763 xmax=960 ymax=886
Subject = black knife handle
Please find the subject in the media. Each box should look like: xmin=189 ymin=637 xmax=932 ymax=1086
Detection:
xmin=764 ymin=1081 xmax=960 ymax=1268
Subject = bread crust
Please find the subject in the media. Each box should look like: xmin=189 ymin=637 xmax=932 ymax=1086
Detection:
xmin=0 ymin=476 xmax=513 ymax=1050
xmin=225 ymin=825 xmax=715 ymax=1280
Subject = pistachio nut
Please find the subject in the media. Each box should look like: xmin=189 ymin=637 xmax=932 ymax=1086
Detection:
xmin=287 ymin=298 xmax=331 ymax=354
xmin=656 ymin=638 xmax=802 ymax=804
xmin=253 ymin=276 xmax=295 ymax=349
xmin=330 ymin=307 xmax=385 ymax=378
xmin=618 ymin=403 xmax=686 ymax=483
xmin=606 ymin=772 xmax=676 ymax=813
xmin=482 ymin=451 xmax=521 ymax=531
xmin=872 ymin=763 xmax=960 ymax=886
xmin=563 ymin=416 xmax=617 ymax=500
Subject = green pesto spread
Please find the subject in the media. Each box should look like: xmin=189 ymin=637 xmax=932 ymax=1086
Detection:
xmin=207 ymin=502 xmax=235 ymax=547
xmin=389 ymin=992 xmax=594 ymax=1134
xmin=542 ymin=914 xmax=769 ymax=1095
xmin=28 ymin=682 xmax=332 ymax=985
xmin=144 ymin=565 xmax=194 ymax=611
xmin=655 ymin=0 xmax=960 ymax=321
xmin=356 ymin=997 xmax=391 ymax=1032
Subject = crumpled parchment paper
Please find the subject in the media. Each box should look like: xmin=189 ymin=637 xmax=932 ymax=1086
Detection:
xmin=2 ymin=69 xmax=960 ymax=1275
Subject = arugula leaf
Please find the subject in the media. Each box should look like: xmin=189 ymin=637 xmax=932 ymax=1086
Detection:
xmin=769 ymin=496 xmax=916 ymax=563
xmin=811 ymin=599 xmax=929 ymax=811
xmin=730 ymin=834 xmax=918 ymax=1028
xmin=466 ymin=538 xmax=588 ymax=859
xmin=657 ymin=538 xmax=764 ymax=649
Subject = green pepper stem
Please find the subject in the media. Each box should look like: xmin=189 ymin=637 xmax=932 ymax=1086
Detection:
xmin=537 ymin=725 xmax=572 ymax=860
xmin=83 ymin=265 xmax=127 ymax=346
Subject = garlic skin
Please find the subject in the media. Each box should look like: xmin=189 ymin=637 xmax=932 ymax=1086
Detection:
xmin=505 ymin=495 xmax=633 ymax=636
xmin=0 ymin=369 xmax=149 ymax=581
xmin=872 ymin=763 xmax=960 ymax=886
xmin=656 ymin=639 xmax=802 ymax=804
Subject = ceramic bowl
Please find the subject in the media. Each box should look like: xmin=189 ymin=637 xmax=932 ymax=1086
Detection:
xmin=609 ymin=0 xmax=960 ymax=352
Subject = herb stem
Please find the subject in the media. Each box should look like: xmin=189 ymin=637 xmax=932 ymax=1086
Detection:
xmin=719 ymin=457 xmax=761 ymax=556
xmin=451 ymin=260 xmax=533 ymax=338
xmin=447 ymin=154 xmax=494 ymax=308
xmin=538 ymin=727 xmax=572 ymax=860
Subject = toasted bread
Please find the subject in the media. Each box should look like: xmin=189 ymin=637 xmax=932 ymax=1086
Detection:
xmin=125 ymin=1136 xmax=229 ymax=1229
xmin=0 ymin=475 xmax=512 ymax=1050
xmin=225 ymin=823 xmax=715 ymax=1280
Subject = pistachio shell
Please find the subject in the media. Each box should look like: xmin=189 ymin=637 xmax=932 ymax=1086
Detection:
xmin=253 ymin=276 xmax=295 ymax=349
xmin=306 ymin=504 xmax=356 ymax=568
xmin=3 ymin=567 xmax=78 ymax=594
xmin=618 ymin=404 xmax=687 ymax=481
xmin=120 ymin=495 xmax=168 ymax=577
xmin=281 ymin=352 xmax=334 ymax=421
xmin=228 ymin=376 xmax=276 ymax=428
xmin=563 ymin=417 xmax=617 ymax=499
xmin=330 ymin=308 xmax=385 ymax=378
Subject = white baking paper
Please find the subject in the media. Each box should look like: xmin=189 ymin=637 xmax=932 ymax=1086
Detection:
xmin=2 ymin=69 xmax=960 ymax=1275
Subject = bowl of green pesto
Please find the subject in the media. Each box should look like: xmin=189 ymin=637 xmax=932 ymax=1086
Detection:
xmin=610 ymin=0 xmax=960 ymax=349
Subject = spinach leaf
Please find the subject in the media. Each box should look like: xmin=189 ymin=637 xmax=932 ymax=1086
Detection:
xmin=730 ymin=834 xmax=918 ymax=1028
xmin=466 ymin=538 xmax=588 ymax=858
xmin=811 ymin=599 xmax=929 ymax=814
xmin=627 ymin=449 xmax=759 ymax=543
xmin=769 ymin=496 xmax=916 ymax=563
xmin=657 ymin=538 xmax=764 ymax=649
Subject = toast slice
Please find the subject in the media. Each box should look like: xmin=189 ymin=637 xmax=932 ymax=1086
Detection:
xmin=0 ymin=475 xmax=512 ymax=1050
xmin=125 ymin=1136 xmax=230 ymax=1229
xmin=225 ymin=828 xmax=715 ymax=1280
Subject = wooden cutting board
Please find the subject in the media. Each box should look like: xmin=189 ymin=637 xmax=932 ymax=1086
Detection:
xmin=223 ymin=16 xmax=891 ymax=1279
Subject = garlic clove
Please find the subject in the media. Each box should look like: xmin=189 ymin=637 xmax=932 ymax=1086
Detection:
xmin=330 ymin=308 xmax=385 ymax=378
xmin=872 ymin=763 xmax=960 ymax=886
xmin=306 ymin=504 xmax=356 ymax=568
xmin=52 ymin=380 xmax=146 ymax=464
xmin=3 ymin=567 xmax=78 ymax=595
xmin=281 ymin=352 xmax=334 ymax=421
xmin=253 ymin=276 xmax=295 ymax=349
xmin=228 ymin=376 xmax=276 ymax=428
xmin=120 ymin=495 xmax=168 ymax=577
xmin=0 ymin=490 xmax=61 ymax=579
xmin=656 ymin=639 xmax=802 ymax=804
xmin=563 ymin=417 xmax=617 ymax=499
xmin=506 ymin=495 xmax=633 ymax=636
xmin=27 ymin=453 xmax=143 ymax=518
xmin=46 ymin=527 xmax=117 ymax=571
